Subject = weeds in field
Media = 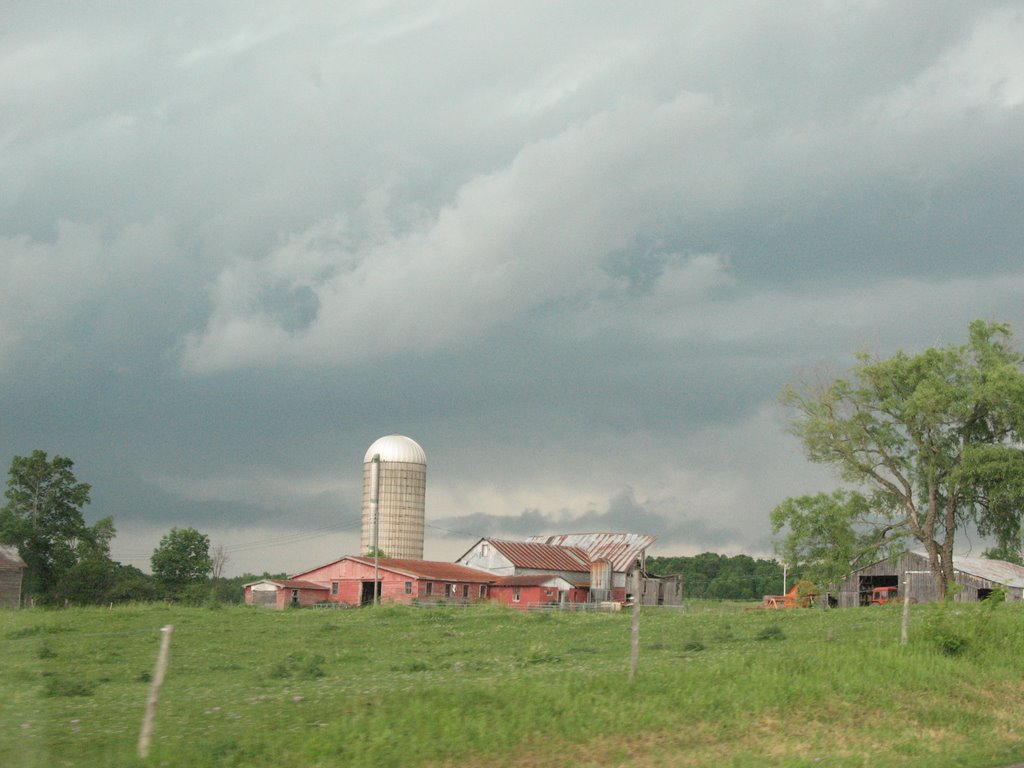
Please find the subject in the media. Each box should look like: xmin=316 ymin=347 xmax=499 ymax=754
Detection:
xmin=4 ymin=602 xmax=1024 ymax=767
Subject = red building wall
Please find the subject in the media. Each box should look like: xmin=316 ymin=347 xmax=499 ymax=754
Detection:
xmin=293 ymin=558 xmax=490 ymax=606
xmin=489 ymin=584 xmax=558 ymax=609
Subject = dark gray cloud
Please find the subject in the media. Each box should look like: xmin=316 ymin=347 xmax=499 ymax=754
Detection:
xmin=432 ymin=488 xmax=743 ymax=552
xmin=2 ymin=2 xmax=1022 ymax=575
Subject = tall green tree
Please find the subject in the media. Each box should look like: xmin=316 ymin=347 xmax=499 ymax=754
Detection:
xmin=770 ymin=490 xmax=900 ymax=589
xmin=54 ymin=516 xmax=121 ymax=605
xmin=151 ymin=527 xmax=213 ymax=595
xmin=780 ymin=320 xmax=1024 ymax=593
xmin=0 ymin=450 xmax=93 ymax=601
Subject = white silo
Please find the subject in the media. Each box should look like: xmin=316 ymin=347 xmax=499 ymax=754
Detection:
xmin=360 ymin=435 xmax=427 ymax=560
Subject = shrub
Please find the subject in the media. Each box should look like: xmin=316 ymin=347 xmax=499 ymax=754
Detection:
xmin=755 ymin=624 xmax=786 ymax=641
xmin=269 ymin=652 xmax=326 ymax=680
xmin=44 ymin=676 xmax=95 ymax=697
xmin=925 ymin=607 xmax=969 ymax=656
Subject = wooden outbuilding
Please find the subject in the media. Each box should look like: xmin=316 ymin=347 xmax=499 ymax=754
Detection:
xmin=835 ymin=551 xmax=1024 ymax=607
xmin=0 ymin=544 xmax=27 ymax=608
xmin=244 ymin=579 xmax=330 ymax=609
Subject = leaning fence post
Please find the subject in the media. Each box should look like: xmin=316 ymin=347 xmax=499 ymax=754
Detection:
xmin=901 ymin=585 xmax=910 ymax=645
xmin=629 ymin=598 xmax=641 ymax=681
xmin=901 ymin=571 xmax=930 ymax=646
xmin=138 ymin=624 xmax=174 ymax=758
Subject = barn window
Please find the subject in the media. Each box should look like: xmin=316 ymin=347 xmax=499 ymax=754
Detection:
xmin=481 ymin=542 xmax=490 ymax=557
xmin=331 ymin=582 xmax=339 ymax=596
xmin=479 ymin=585 xmax=487 ymax=598
xmin=447 ymin=583 xmax=457 ymax=597
xmin=513 ymin=587 xmax=520 ymax=602
xmin=404 ymin=581 xmax=412 ymax=595
xmin=426 ymin=582 xmax=433 ymax=596
xmin=462 ymin=584 xmax=469 ymax=598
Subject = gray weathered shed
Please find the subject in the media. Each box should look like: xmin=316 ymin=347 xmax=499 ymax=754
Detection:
xmin=835 ymin=550 xmax=1024 ymax=607
xmin=0 ymin=544 xmax=27 ymax=608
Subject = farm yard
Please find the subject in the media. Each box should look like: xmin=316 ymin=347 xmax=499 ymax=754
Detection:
xmin=3 ymin=601 xmax=1024 ymax=768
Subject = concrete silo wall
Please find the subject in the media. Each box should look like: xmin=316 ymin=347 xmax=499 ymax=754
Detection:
xmin=360 ymin=460 xmax=426 ymax=560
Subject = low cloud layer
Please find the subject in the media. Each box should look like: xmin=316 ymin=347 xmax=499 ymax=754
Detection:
xmin=2 ymin=3 xmax=1022 ymax=575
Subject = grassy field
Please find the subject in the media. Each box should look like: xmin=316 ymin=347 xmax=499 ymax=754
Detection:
xmin=3 ymin=599 xmax=1024 ymax=767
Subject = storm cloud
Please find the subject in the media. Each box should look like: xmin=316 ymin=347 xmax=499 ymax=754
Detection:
xmin=2 ymin=2 xmax=1022 ymax=575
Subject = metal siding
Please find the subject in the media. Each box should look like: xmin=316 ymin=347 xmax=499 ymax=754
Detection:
xmin=456 ymin=540 xmax=517 ymax=575
xmin=0 ymin=567 xmax=23 ymax=608
xmin=361 ymin=460 xmax=427 ymax=560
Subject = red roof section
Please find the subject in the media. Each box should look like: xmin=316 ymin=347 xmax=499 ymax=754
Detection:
xmin=346 ymin=557 xmax=495 ymax=582
xmin=488 ymin=539 xmax=590 ymax=572
xmin=492 ymin=574 xmax=568 ymax=587
xmin=526 ymin=533 xmax=654 ymax=573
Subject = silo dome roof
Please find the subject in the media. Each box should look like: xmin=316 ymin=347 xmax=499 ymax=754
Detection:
xmin=364 ymin=435 xmax=426 ymax=464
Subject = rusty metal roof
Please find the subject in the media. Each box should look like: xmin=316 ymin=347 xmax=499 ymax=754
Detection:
xmin=347 ymin=557 xmax=495 ymax=582
xmin=492 ymin=574 xmax=569 ymax=587
xmin=0 ymin=544 xmax=26 ymax=568
xmin=526 ymin=533 xmax=655 ymax=573
xmin=488 ymin=539 xmax=590 ymax=572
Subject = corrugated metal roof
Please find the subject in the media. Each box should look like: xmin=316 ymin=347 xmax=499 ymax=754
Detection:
xmin=949 ymin=554 xmax=1024 ymax=589
xmin=891 ymin=551 xmax=1024 ymax=589
xmin=526 ymin=533 xmax=655 ymax=573
xmin=492 ymin=574 xmax=566 ymax=587
xmin=488 ymin=539 xmax=590 ymax=572
xmin=347 ymin=557 xmax=494 ymax=582
xmin=0 ymin=544 xmax=26 ymax=568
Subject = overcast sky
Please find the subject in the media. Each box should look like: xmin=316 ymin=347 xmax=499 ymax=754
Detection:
xmin=3 ymin=2 xmax=1023 ymax=576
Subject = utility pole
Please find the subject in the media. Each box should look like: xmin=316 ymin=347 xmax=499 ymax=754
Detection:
xmin=370 ymin=453 xmax=380 ymax=607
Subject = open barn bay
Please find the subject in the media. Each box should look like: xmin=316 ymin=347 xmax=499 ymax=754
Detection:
xmin=3 ymin=602 xmax=1024 ymax=767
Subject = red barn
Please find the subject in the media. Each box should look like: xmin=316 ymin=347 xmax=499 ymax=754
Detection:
xmin=487 ymin=574 xmax=585 ymax=610
xmin=290 ymin=556 xmax=495 ymax=606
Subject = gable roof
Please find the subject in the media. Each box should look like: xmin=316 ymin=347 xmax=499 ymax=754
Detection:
xmin=946 ymin=554 xmax=1024 ymax=589
xmin=0 ymin=544 xmax=26 ymax=569
xmin=526 ymin=533 xmax=655 ymax=572
xmin=852 ymin=551 xmax=1024 ymax=589
xmin=486 ymin=539 xmax=590 ymax=572
xmin=344 ymin=557 xmax=495 ymax=583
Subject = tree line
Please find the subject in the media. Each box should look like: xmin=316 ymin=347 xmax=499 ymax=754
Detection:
xmin=0 ymin=449 xmax=283 ymax=606
xmin=646 ymin=553 xmax=787 ymax=600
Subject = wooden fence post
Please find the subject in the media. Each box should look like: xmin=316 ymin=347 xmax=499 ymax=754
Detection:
xmin=629 ymin=599 xmax=640 ymax=681
xmin=138 ymin=624 xmax=174 ymax=759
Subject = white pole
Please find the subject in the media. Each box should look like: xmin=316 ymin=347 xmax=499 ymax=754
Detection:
xmin=371 ymin=454 xmax=380 ymax=607
xmin=783 ymin=562 xmax=788 ymax=594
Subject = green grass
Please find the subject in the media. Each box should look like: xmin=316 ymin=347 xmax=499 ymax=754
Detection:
xmin=3 ymin=601 xmax=1024 ymax=767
